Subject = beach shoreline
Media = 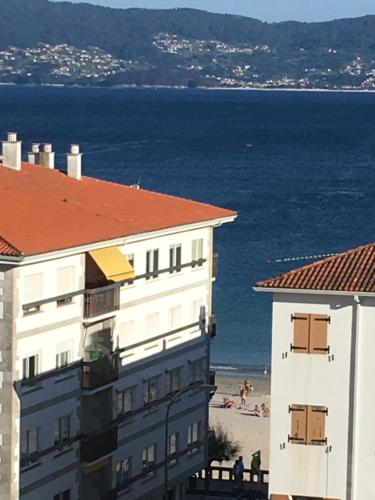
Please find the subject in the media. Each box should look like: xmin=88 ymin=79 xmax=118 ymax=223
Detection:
xmin=209 ymin=373 xmax=271 ymax=470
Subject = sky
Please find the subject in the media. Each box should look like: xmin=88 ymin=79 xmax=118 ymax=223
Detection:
xmin=64 ymin=0 xmax=375 ymax=22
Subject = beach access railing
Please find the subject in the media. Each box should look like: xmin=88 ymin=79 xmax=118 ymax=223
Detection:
xmin=194 ymin=466 xmax=269 ymax=483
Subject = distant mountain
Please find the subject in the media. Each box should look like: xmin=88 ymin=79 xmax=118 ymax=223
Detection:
xmin=1 ymin=0 xmax=375 ymax=89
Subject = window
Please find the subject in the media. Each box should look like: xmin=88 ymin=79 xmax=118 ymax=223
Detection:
xmin=54 ymin=415 xmax=71 ymax=448
xmin=146 ymin=249 xmax=159 ymax=279
xmin=143 ymin=376 xmax=160 ymax=405
xmin=23 ymin=273 xmax=43 ymax=314
xmin=56 ymin=350 xmax=70 ymax=369
xmin=289 ymin=404 xmax=328 ymax=445
xmin=168 ymin=433 xmax=179 ymax=465
xmin=57 ymin=297 xmax=73 ymax=307
xmin=192 ymin=239 xmax=204 ymax=267
xmin=53 ymin=490 xmax=70 ymax=500
xmin=22 ymin=354 xmax=39 ymax=380
xmin=168 ymin=305 xmax=182 ymax=331
xmin=117 ymin=387 xmax=134 ymax=415
xmin=167 ymin=367 xmax=181 ymax=394
xmin=142 ymin=444 xmax=156 ymax=474
xmin=116 ymin=457 xmax=131 ymax=488
xmin=21 ymin=428 xmax=40 ymax=466
xmin=187 ymin=422 xmax=201 ymax=453
xmin=169 ymin=244 xmax=182 ymax=273
xmin=291 ymin=313 xmax=330 ymax=354
xmin=189 ymin=358 xmax=205 ymax=385
xmin=145 ymin=312 xmax=159 ymax=336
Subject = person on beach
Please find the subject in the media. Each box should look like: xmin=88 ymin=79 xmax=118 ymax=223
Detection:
xmin=261 ymin=402 xmax=270 ymax=416
xmin=253 ymin=404 xmax=263 ymax=417
xmin=233 ymin=459 xmax=241 ymax=486
xmin=250 ymin=451 xmax=261 ymax=482
xmin=238 ymin=456 xmax=245 ymax=482
xmin=239 ymin=385 xmax=247 ymax=407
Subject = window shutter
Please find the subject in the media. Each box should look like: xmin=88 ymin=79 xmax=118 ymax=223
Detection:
xmin=24 ymin=273 xmax=43 ymax=303
xmin=270 ymin=495 xmax=289 ymax=500
xmin=57 ymin=266 xmax=75 ymax=295
xmin=289 ymin=405 xmax=307 ymax=444
xmin=291 ymin=314 xmax=309 ymax=353
xmin=307 ymin=405 xmax=327 ymax=445
xmin=309 ymin=314 xmax=329 ymax=354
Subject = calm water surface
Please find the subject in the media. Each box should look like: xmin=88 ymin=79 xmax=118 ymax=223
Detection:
xmin=2 ymin=86 xmax=375 ymax=370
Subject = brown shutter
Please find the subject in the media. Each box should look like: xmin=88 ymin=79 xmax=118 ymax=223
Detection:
xmin=291 ymin=314 xmax=309 ymax=353
xmin=307 ymin=405 xmax=327 ymax=445
xmin=289 ymin=405 xmax=307 ymax=444
xmin=309 ymin=314 xmax=329 ymax=354
xmin=270 ymin=496 xmax=289 ymax=500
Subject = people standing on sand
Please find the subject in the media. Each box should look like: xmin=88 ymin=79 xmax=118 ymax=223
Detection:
xmin=239 ymin=385 xmax=247 ymax=407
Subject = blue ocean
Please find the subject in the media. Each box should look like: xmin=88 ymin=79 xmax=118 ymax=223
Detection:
xmin=2 ymin=86 xmax=375 ymax=372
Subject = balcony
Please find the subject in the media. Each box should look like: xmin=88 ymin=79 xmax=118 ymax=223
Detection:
xmin=84 ymin=287 xmax=120 ymax=318
xmin=81 ymin=426 xmax=118 ymax=464
xmin=212 ymin=252 xmax=218 ymax=279
xmin=82 ymin=355 xmax=119 ymax=391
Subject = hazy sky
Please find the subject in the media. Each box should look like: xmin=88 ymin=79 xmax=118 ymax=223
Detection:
xmin=65 ymin=0 xmax=375 ymax=22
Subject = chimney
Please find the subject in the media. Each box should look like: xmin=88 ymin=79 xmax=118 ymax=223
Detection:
xmin=39 ymin=143 xmax=55 ymax=169
xmin=2 ymin=132 xmax=22 ymax=171
xmin=28 ymin=143 xmax=40 ymax=164
xmin=67 ymin=144 xmax=82 ymax=180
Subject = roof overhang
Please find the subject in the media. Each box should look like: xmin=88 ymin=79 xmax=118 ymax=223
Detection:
xmin=12 ymin=214 xmax=237 ymax=266
xmin=253 ymin=286 xmax=375 ymax=298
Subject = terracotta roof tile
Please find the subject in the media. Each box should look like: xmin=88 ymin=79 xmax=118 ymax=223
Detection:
xmin=0 ymin=162 xmax=236 ymax=257
xmin=0 ymin=238 xmax=21 ymax=257
xmin=256 ymin=242 xmax=375 ymax=293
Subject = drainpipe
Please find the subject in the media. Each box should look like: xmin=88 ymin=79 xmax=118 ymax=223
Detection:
xmin=347 ymin=294 xmax=361 ymax=500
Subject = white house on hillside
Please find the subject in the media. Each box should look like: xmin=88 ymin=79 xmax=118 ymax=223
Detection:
xmin=255 ymin=242 xmax=375 ymax=500
xmin=0 ymin=132 xmax=236 ymax=500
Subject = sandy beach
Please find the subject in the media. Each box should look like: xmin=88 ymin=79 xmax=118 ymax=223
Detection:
xmin=209 ymin=374 xmax=271 ymax=471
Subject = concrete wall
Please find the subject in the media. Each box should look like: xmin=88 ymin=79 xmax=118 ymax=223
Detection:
xmin=269 ymin=292 xmax=354 ymax=500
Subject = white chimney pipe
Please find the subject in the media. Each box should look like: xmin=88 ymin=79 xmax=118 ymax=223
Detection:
xmin=2 ymin=132 xmax=22 ymax=171
xmin=39 ymin=143 xmax=55 ymax=169
xmin=67 ymin=144 xmax=82 ymax=180
xmin=28 ymin=143 xmax=40 ymax=164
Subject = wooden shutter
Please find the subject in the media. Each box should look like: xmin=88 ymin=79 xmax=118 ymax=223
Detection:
xmin=291 ymin=314 xmax=309 ymax=353
xmin=270 ymin=495 xmax=289 ymax=500
xmin=289 ymin=405 xmax=307 ymax=444
xmin=307 ymin=405 xmax=327 ymax=445
xmin=309 ymin=314 xmax=329 ymax=354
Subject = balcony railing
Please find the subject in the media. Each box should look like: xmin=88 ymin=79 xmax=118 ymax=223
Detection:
xmin=84 ymin=287 xmax=120 ymax=318
xmin=81 ymin=426 xmax=118 ymax=463
xmin=212 ymin=252 xmax=218 ymax=279
xmin=82 ymin=355 xmax=119 ymax=390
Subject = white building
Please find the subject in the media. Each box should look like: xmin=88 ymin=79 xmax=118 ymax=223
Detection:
xmin=0 ymin=133 xmax=236 ymax=500
xmin=255 ymin=243 xmax=375 ymax=500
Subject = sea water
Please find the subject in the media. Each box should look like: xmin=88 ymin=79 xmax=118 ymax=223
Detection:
xmin=2 ymin=85 xmax=375 ymax=371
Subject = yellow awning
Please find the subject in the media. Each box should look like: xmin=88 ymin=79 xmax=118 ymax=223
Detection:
xmin=88 ymin=247 xmax=135 ymax=282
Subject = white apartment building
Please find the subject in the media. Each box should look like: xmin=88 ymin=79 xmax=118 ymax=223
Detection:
xmin=255 ymin=242 xmax=375 ymax=500
xmin=0 ymin=133 xmax=236 ymax=500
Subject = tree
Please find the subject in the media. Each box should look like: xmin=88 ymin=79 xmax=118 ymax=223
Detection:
xmin=208 ymin=424 xmax=240 ymax=465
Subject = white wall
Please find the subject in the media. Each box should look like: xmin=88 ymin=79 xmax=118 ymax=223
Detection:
xmin=269 ymin=292 xmax=353 ymax=499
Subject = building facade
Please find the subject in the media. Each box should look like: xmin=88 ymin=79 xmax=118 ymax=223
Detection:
xmin=255 ymin=243 xmax=375 ymax=500
xmin=0 ymin=133 xmax=236 ymax=500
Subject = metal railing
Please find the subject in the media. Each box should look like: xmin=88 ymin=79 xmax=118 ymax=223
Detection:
xmin=82 ymin=355 xmax=119 ymax=390
xmin=81 ymin=426 xmax=118 ymax=463
xmin=194 ymin=465 xmax=269 ymax=483
xmin=84 ymin=287 xmax=120 ymax=318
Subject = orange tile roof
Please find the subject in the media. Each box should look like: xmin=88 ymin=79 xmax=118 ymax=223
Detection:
xmin=0 ymin=162 xmax=236 ymax=257
xmin=256 ymin=242 xmax=375 ymax=293
xmin=0 ymin=237 xmax=21 ymax=257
